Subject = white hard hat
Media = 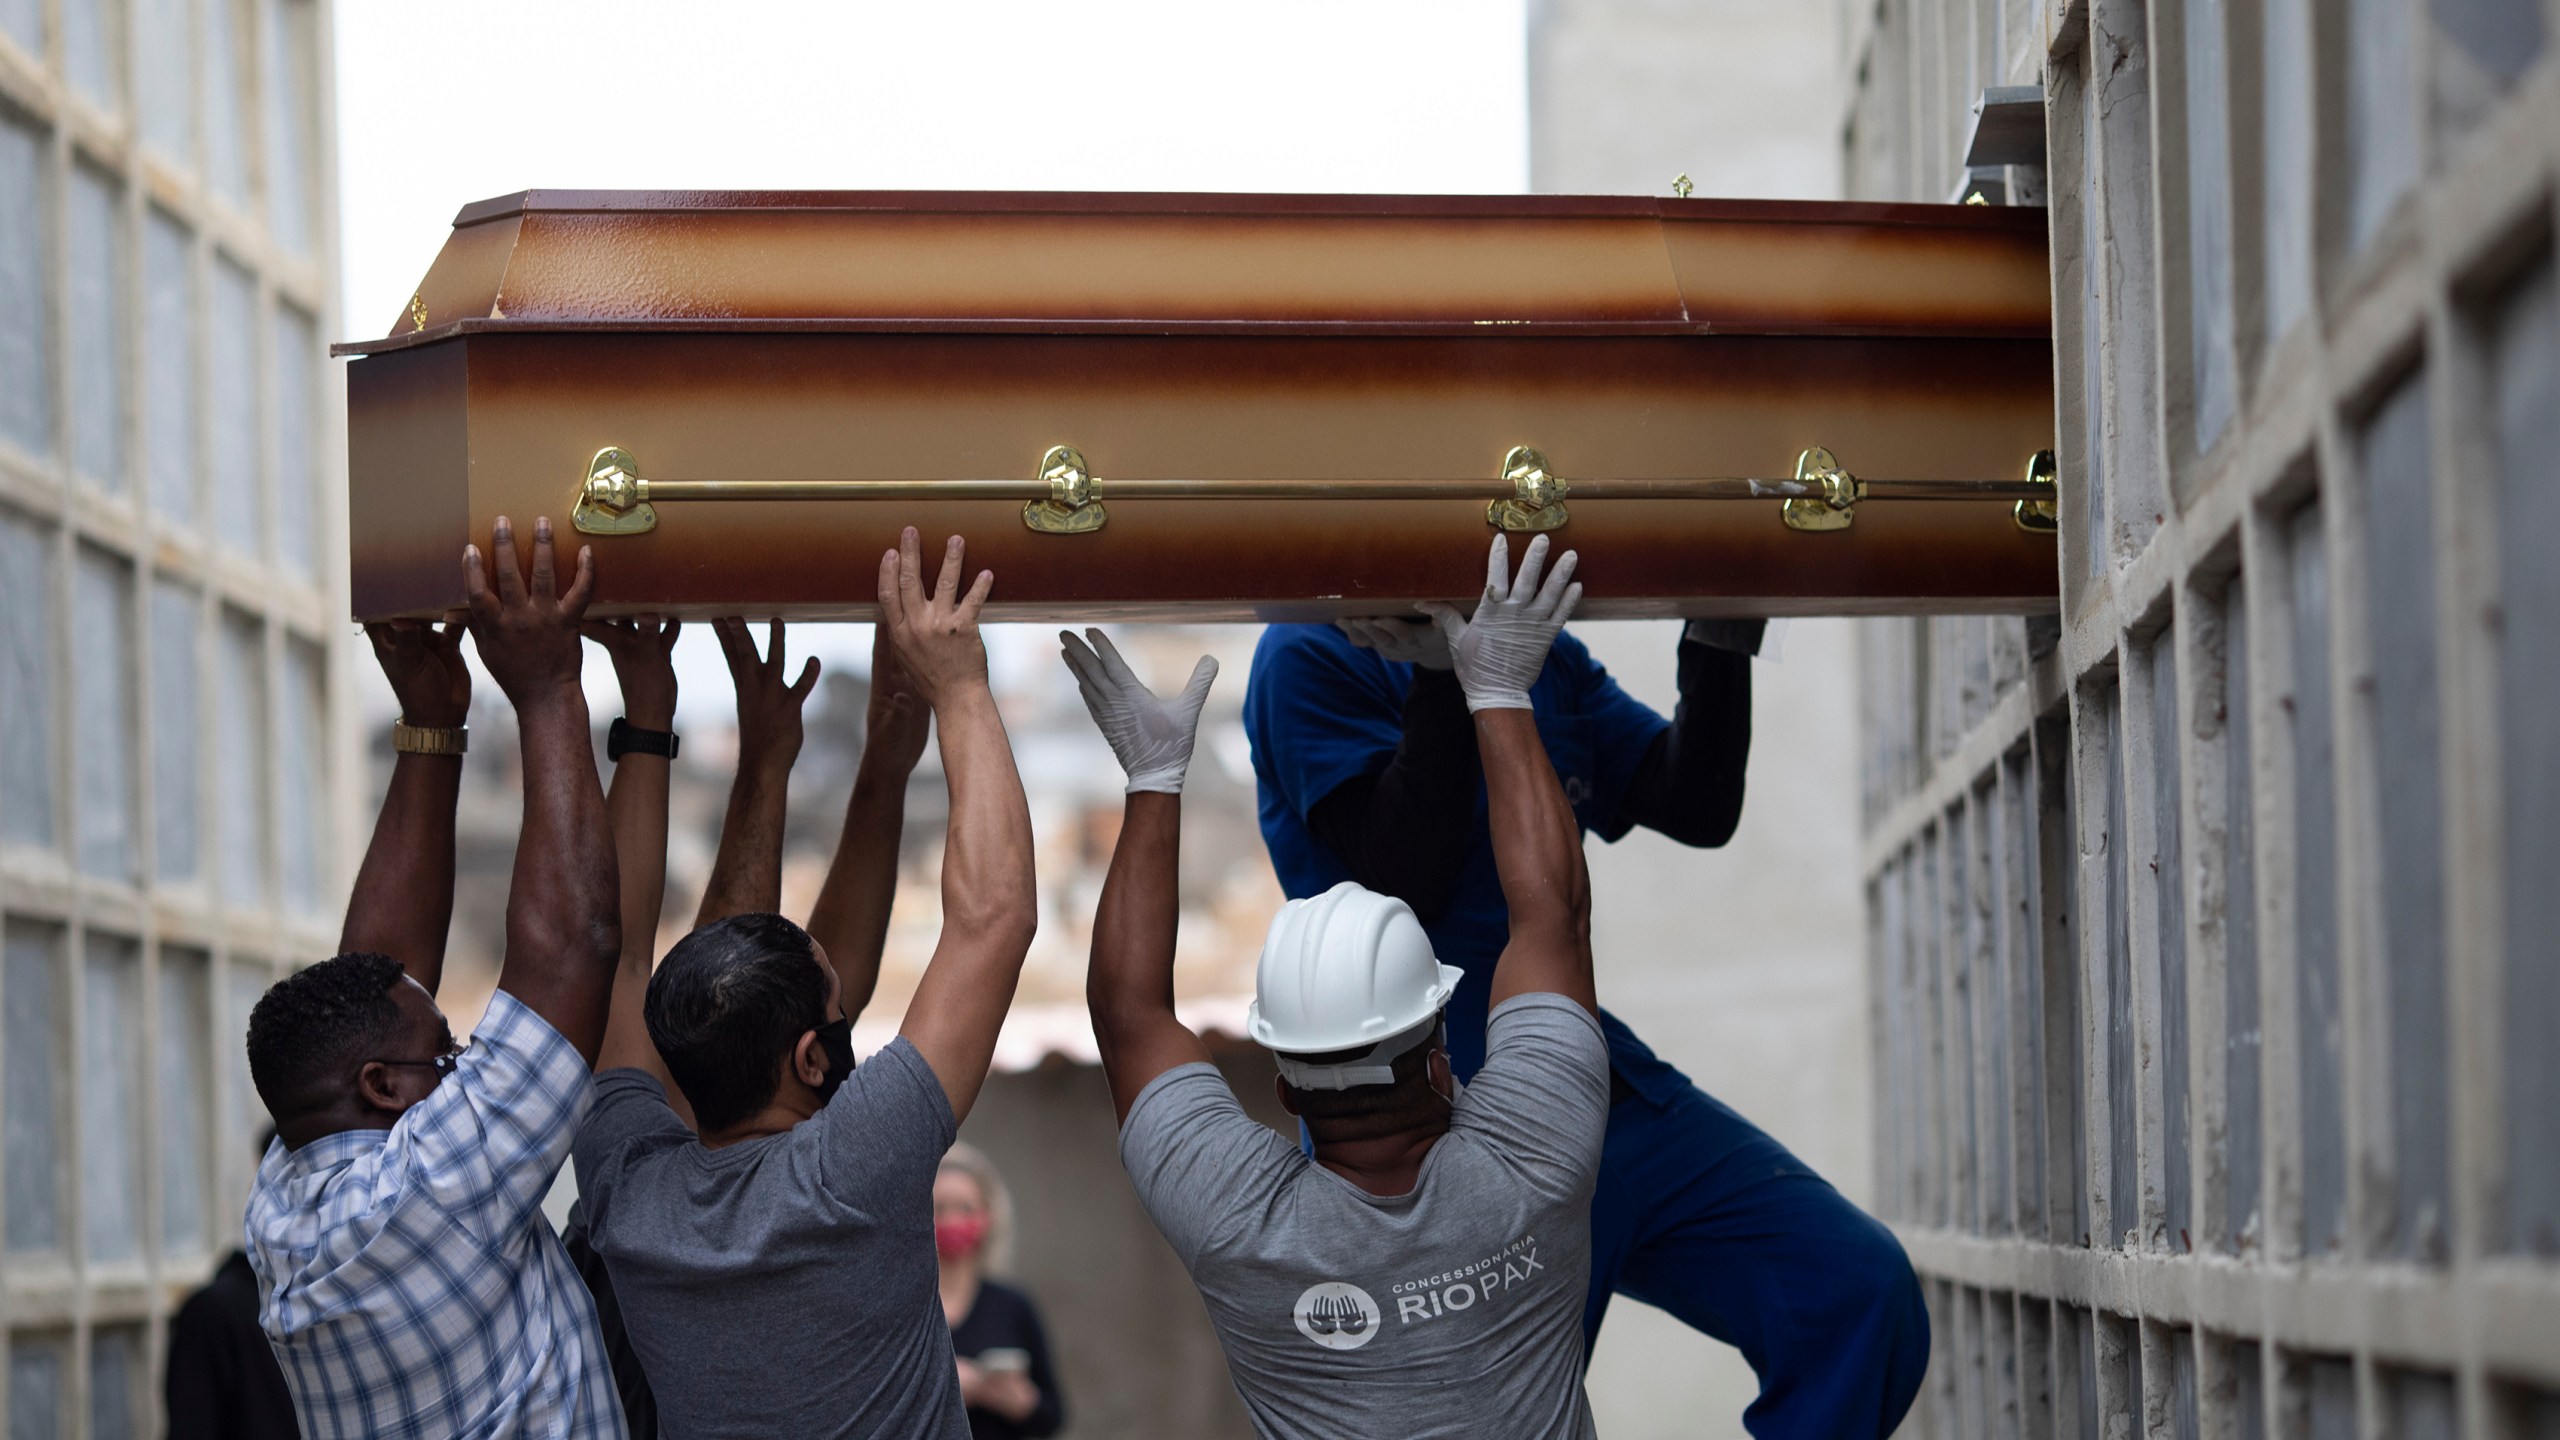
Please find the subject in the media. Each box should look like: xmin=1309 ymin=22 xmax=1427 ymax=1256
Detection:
xmin=1247 ymin=882 xmax=1463 ymax=1089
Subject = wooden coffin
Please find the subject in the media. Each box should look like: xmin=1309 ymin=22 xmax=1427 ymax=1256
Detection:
xmin=338 ymin=190 xmax=2060 ymax=622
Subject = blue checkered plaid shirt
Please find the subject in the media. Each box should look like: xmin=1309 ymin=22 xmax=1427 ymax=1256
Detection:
xmin=245 ymin=989 xmax=624 ymax=1439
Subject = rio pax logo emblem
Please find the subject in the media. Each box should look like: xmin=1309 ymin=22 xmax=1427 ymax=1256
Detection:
xmin=1292 ymin=1282 xmax=1380 ymax=1351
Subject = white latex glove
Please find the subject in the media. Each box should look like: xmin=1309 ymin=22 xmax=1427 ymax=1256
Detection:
xmin=1418 ymin=533 xmax=1581 ymax=712
xmin=1333 ymin=616 xmax=1454 ymax=670
xmin=1058 ymin=628 xmax=1219 ymax=794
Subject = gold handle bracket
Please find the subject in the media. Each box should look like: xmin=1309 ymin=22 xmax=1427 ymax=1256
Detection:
xmin=572 ymin=447 xmax=657 ymax=536
xmin=1781 ymin=447 xmax=1864 ymax=532
xmin=2013 ymin=449 xmax=2060 ymax=533
xmin=1487 ymin=445 xmax=1570 ymax=532
xmin=1023 ymin=445 xmax=1106 ymax=534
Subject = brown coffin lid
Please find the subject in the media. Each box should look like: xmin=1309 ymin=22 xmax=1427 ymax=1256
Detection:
xmin=336 ymin=189 xmax=2050 ymax=356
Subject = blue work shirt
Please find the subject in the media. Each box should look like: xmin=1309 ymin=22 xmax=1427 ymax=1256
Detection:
xmin=1244 ymin=623 xmax=1690 ymax=1105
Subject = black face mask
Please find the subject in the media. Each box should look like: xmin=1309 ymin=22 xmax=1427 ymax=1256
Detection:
xmin=810 ymin=1015 xmax=856 ymax=1107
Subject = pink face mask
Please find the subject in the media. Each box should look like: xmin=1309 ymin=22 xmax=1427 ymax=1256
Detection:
xmin=935 ymin=1215 xmax=990 ymax=1260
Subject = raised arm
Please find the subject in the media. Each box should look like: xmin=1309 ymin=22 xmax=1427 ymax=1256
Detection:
xmin=583 ymin=618 xmax=682 ymax=1090
xmin=694 ymin=618 xmax=818 ymax=926
xmin=1422 ymin=535 xmax=1596 ymax=1015
xmin=1061 ymin=629 xmax=1219 ymax=1123
xmin=466 ymin=516 xmax=620 ymax=1063
xmin=1611 ymin=623 xmax=1757 ymax=847
xmin=803 ymin=624 xmax=931 ymax=1027
xmin=339 ymin=621 xmax=470 ymax=992
xmin=881 ymin=530 xmax=1037 ymax=1122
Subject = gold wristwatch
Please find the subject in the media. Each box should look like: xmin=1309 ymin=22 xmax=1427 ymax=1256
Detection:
xmin=391 ymin=718 xmax=468 ymax=756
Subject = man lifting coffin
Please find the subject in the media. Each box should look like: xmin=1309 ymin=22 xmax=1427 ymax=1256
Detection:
xmin=1075 ymin=534 xmax=1608 ymax=1440
xmin=568 ymin=529 xmax=1038 ymax=1440
xmin=243 ymin=517 xmax=625 ymax=1438
xmin=1246 ymin=568 xmax=1930 ymax=1436
xmin=560 ymin=598 xmax=936 ymax=1436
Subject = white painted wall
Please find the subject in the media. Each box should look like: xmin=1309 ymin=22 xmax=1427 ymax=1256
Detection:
xmin=1527 ymin=4 xmax=1853 ymax=1433
xmin=1568 ymin=619 xmax=1871 ymax=1438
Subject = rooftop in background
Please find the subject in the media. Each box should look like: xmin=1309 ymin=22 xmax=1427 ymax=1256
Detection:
xmin=403 ymin=621 xmax=1281 ymax=1072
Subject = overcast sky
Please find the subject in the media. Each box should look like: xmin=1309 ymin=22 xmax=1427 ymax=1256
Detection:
xmin=334 ymin=0 xmax=1530 ymax=719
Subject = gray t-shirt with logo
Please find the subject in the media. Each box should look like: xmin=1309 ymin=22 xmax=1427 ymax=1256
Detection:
xmin=570 ymin=1038 xmax=967 ymax=1440
xmin=1120 ymin=994 xmax=1609 ymax=1440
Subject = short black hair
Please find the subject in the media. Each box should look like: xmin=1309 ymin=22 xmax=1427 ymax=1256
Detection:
xmin=645 ymin=913 xmax=828 ymax=1132
xmin=245 ymin=952 xmax=408 ymax=1119
xmin=1281 ymin=1019 xmax=1447 ymax=1138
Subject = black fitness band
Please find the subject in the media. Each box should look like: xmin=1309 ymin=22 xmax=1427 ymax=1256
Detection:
xmin=607 ymin=717 xmax=681 ymax=761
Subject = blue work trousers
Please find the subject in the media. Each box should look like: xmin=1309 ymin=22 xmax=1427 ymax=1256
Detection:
xmin=1588 ymin=1081 xmax=1931 ymax=1439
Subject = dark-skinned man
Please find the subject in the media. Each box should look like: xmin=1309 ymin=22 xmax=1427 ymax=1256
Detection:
xmin=242 ymin=517 xmax=624 ymax=1438
xmin=570 ymin=530 xmax=1037 ymax=1440
xmin=167 ymin=611 xmax=483 ymax=1440
xmin=1074 ymin=534 xmax=1607 ymax=1440
xmin=169 ymin=611 xmax=476 ymax=1440
xmin=1247 ymin=564 xmax=1929 ymax=1437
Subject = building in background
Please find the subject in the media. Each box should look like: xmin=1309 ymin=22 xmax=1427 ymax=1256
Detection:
xmin=15 ymin=1 xmax=2553 ymax=1436
xmin=1527 ymin=3 xmax=1861 ymax=1434
xmin=1849 ymin=0 xmax=2560 ymax=1433
xmin=415 ymin=626 xmax=1283 ymax=1045
xmin=1531 ymin=0 xmax=1843 ymax=202
xmin=0 ymin=0 xmax=347 ymax=1435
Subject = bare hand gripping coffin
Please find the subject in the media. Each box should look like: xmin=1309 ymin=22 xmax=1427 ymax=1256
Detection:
xmin=337 ymin=190 xmax=2060 ymax=622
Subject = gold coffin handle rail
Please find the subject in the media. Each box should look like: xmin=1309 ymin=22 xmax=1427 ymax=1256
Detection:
xmin=568 ymin=444 xmax=2063 ymax=538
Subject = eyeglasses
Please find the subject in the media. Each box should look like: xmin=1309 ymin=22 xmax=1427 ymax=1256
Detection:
xmin=369 ymin=1041 xmax=468 ymax=1077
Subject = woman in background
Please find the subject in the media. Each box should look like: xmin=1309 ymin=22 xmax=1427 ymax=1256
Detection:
xmin=937 ymin=1144 xmax=1066 ymax=1440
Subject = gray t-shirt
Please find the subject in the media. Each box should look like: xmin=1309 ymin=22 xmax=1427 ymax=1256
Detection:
xmin=1121 ymin=994 xmax=1610 ymax=1440
xmin=570 ymin=1039 xmax=966 ymax=1440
